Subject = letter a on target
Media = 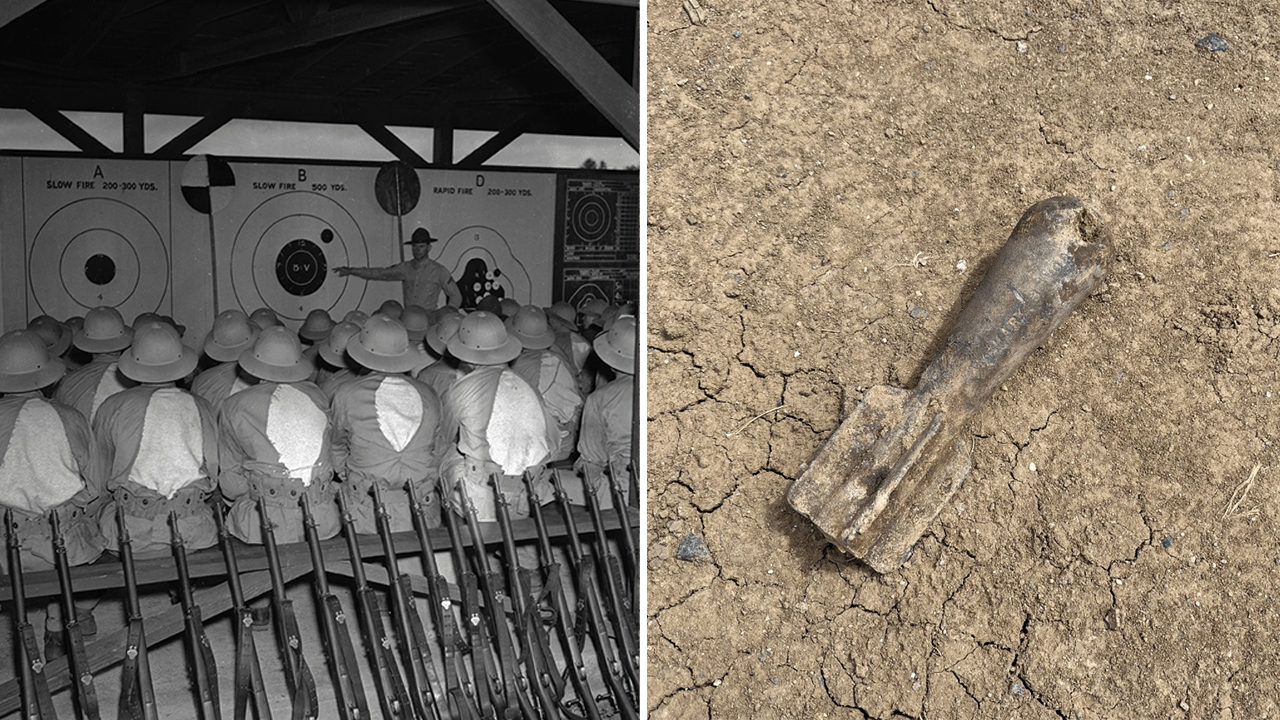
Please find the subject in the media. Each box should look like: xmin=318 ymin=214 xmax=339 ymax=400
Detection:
xmin=181 ymin=155 xmax=236 ymax=214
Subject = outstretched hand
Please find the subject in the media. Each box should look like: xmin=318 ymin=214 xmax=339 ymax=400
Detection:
xmin=332 ymin=266 xmax=351 ymax=276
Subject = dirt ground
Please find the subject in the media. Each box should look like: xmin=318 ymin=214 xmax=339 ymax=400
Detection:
xmin=645 ymin=1 xmax=1280 ymax=718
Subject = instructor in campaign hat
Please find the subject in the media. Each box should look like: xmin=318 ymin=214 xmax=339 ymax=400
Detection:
xmin=331 ymin=226 xmax=462 ymax=310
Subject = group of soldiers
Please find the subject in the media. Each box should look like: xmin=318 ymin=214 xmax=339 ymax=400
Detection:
xmin=0 ymin=295 xmax=636 ymax=663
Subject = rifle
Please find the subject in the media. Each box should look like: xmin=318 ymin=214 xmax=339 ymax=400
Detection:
xmin=372 ymin=484 xmax=445 ymax=720
xmin=118 ymin=505 xmax=159 ymax=720
xmin=457 ymin=479 xmax=534 ymax=719
xmin=335 ymin=490 xmax=413 ymax=720
xmin=580 ymin=468 xmax=640 ymax=690
xmin=300 ymin=494 xmax=369 ymax=720
xmin=606 ymin=460 xmax=639 ymax=607
xmin=406 ymin=482 xmax=480 ymax=720
xmin=256 ymin=496 xmax=319 ymax=720
xmin=50 ymin=509 xmax=101 ymax=720
xmin=545 ymin=474 xmax=638 ymax=720
xmin=214 ymin=508 xmax=272 ymax=720
xmin=439 ymin=481 xmax=503 ymax=719
xmin=492 ymin=475 xmax=563 ymax=720
xmin=522 ymin=475 xmax=602 ymax=720
xmin=6 ymin=509 xmax=57 ymax=720
xmin=169 ymin=512 xmax=221 ymax=720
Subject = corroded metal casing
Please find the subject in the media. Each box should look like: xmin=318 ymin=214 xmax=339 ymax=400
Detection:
xmin=788 ymin=196 xmax=1110 ymax=573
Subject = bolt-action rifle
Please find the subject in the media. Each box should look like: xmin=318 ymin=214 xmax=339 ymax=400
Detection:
xmin=169 ymin=512 xmax=221 ymax=720
xmin=545 ymin=475 xmax=638 ymax=720
xmin=6 ymin=509 xmax=56 ymax=720
xmin=51 ymin=509 xmax=101 ymax=720
xmin=256 ymin=496 xmax=319 ymax=720
xmin=214 ymin=508 xmax=272 ymax=720
xmin=406 ymin=482 xmax=480 ymax=720
xmin=117 ymin=505 xmax=158 ymax=720
xmin=335 ymin=491 xmax=413 ymax=720
xmin=457 ymin=479 xmax=533 ymax=719
xmin=439 ymin=481 xmax=504 ymax=719
xmin=371 ymin=483 xmax=445 ymax=720
xmin=522 ymin=475 xmax=602 ymax=720
xmin=606 ymin=460 xmax=639 ymax=607
xmin=581 ymin=468 xmax=640 ymax=690
xmin=300 ymin=494 xmax=368 ymax=720
xmin=492 ymin=475 xmax=563 ymax=720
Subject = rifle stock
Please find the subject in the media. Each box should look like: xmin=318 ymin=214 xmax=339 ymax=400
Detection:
xmin=118 ymin=504 xmax=159 ymax=720
xmin=335 ymin=490 xmax=412 ymax=720
xmin=256 ymin=496 xmax=319 ymax=720
xmin=169 ymin=512 xmax=221 ymax=720
xmin=300 ymin=494 xmax=368 ymax=720
xmin=523 ymin=476 xmax=603 ymax=720
xmin=51 ymin=509 xmax=101 ymax=720
xmin=7 ymin=509 xmax=56 ymax=720
xmin=407 ymin=482 xmax=480 ymax=720
xmin=214 ymin=508 xmax=272 ymax=720
xmin=372 ymin=483 xmax=445 ymax=720
xmin=582 ymin=468 xmax=641 ymax=691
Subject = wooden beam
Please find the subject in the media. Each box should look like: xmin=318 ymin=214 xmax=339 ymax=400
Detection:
xmin=0 ymin=0 xmax=47 ymax=30
xmin=26 ymin=105 xmax=114 ymax=155
xmin=151 ymin=103 xmax=242 ymax=157
xmin=484 ymin=0 xmax=638 ymax=149
xmin=432 ymin=116 xmax=454 ymax=166
xmin=352 ymin=111 xmax=430 ymax=167
xmin=150 ymin=1 xmax=469 ymax=82
xmin=123 ymin=87 xmax=145 ymax=156
xmin=456 ymin=111 xmax=536 ymax=168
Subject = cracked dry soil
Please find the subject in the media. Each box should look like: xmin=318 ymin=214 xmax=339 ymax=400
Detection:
xmin=646 ymin=1 xmax=1280 ymax=718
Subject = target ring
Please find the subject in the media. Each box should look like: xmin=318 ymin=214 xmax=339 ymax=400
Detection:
xmin=569 ymin=194 xmax=613 ymax=243
xmin=441 ymin=225 xmax=531 ymax=308
xmin=30 ymin=197 xmax=168 ymax=316
xmin=232 ymin=192 xmax=369 ymax=322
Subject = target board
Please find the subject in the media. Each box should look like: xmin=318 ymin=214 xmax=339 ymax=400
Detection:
xmin=420 ymin=169 xmax=556 ymax=309
xmin=1 ymin=157 xmax=172 ymax=329
xmin=554 ymin=173 xmax=640 ymax=308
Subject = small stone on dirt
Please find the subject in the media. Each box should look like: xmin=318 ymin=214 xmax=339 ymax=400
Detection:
xmin=909 ymin=306 xmax=929 ymax=319
xmin=1162 ymin=536 xmax=1174 ymax=549
xmin=1195 ymin=33 xmax=1229 ymax=52
xmin=677 ymin=533 xmax=710 ymax=561
xmin=1010 ymin=681 xmax=1026 ymax=696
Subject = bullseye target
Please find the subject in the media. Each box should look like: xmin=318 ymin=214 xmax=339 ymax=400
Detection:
xmin=29 ymin=197 xmax=168 ymax=316
xmin=232 ymin=191 xmax=369 ymax=322
xmin=568 ymin=281 xmax=613 ymax=310
xmin=440 ymin=225 xmax=531 ymax=308
xmin=569 ymin=193 xmax=614 ymax=243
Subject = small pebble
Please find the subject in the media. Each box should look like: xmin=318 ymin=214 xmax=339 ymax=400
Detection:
xmin=909 ymin=306 xmax=929 ymax=319
xmin=677 ymin=534 xmax=710 ymax=561
xmin=956 ymin=260 xmax=967 ymax=271
xmin=733 ymin=30 xmax=742 ymax=38
xmin=1195 ymin=33 xmax=1229 ymax=52
xmin=744 ymin=93 xmax=752 ymax=100
xmin=1162 ymin=536 xmax=1174 ymax=549
xmin=1010 ymin=681 xmax=1026 ymax=696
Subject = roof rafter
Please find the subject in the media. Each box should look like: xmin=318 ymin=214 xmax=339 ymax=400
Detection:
xmin=484 ymin=0 xmax=637 ymax=149
xmin=26 ymin=105 xmax=114 ymax=155
xmin=147 ymin=1 xmax=470 ymax=82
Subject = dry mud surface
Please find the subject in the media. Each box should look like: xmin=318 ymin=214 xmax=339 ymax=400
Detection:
xmin=646 ymin=2 xmax=1280 ymax=718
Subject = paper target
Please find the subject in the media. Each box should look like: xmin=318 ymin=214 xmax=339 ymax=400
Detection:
xmin=29 ymin=197 xmax=168 ymax=316
xmin=568 ymin=192 xmax=614 ymax=243
xmin=181 ymin=155 xmax=236 ymax=214
xmin=441 ymin=225 xmax=530 ymax=308
xmin=231 ymin=191 xmax=369 ymax=322
xmin=567 ymin=280 xmax=614 ymax=310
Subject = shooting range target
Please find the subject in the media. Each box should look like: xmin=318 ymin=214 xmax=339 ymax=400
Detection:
xmin=442 ymin=225 xmax=530 ymax=309
xmin=375 ymin=161 xmax=421 ymax=216
xmin=181 ymin=155 xmax=236 ymax=214
xmin=28 ymin=197 xmax=168 ymax=316
xmin=567 ymin=280 xmax=614 ymax=310
xmin=568 ymin=191 xmax=614 ymax=243
xmin=231 ymin=191 xmax=369 ymax=322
